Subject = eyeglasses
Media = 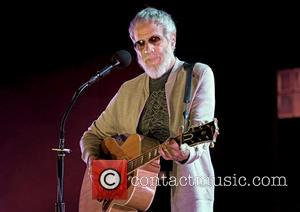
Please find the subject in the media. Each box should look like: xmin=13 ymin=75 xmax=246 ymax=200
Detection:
xmin=133 ymin=35 xmax=162 ymax=51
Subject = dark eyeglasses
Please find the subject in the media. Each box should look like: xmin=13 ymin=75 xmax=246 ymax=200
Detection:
xmin=133 ymin=35 xmax=162 ymax=51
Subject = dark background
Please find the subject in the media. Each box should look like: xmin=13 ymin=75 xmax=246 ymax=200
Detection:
xmin=1 ymin=1 xmax=299 ymax=211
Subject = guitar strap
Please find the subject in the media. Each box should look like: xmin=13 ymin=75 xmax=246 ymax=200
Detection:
xmin=183 ymin=62 xmax=195 ymax=132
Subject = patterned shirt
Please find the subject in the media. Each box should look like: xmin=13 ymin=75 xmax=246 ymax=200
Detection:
xmin=138 ymin=70 xmax=172 ymax=171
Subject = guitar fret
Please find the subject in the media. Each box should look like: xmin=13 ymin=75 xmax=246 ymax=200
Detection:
xmin=135 ymin=159 xmax=138 ymax=169
xmin=140 ymin=156 xmax=143 ymax=164
xmin=129 ymin=161 xmax=133 ymax=172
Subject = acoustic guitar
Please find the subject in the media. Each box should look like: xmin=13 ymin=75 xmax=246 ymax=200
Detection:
xmin=79 ymin=118 xmax=219 ymax=212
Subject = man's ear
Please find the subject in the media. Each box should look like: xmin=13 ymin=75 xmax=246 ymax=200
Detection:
xmin=171 ymin=33 xmax=176 ymax=49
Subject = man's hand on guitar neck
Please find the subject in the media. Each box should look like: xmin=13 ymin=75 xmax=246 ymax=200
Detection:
xmin=159 ymin=126 xmax=190 ymax=163
xmin=159 ymin=139 xmax=190 ymax=163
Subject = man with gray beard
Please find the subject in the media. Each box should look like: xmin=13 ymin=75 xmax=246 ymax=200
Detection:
xmin=80 ymin=7 xmax=216 ymax=212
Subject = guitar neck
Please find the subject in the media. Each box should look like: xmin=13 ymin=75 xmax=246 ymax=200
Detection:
xmin=127 ymin=146 xmax=160 ymax=174
xmin=127 ymin=119 xmax=218 ymax=174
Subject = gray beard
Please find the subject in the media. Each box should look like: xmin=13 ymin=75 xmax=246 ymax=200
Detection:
xmin=139 ymin=50 xmax=174 ymax=79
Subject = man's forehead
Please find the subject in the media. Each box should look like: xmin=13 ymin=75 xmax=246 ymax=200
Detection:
xmin=133 ymin=21 xmax=163 ymax=40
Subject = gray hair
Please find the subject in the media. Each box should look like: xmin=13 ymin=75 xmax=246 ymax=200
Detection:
xmin=129 ymin=7 xmax=177 ymax=41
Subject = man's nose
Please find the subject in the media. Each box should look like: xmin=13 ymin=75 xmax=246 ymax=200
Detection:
xmin=143 ymin=42 xmax=155 ymax=54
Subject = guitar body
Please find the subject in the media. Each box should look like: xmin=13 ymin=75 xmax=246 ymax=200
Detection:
xmin=79 ymin=134 xmax=160 ymax=212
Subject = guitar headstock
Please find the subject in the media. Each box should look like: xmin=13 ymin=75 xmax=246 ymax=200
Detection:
xmin=182 ymin=118 xmax=219 ymax=147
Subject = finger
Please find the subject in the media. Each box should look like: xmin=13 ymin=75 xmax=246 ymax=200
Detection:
xmin=159 ymin=145 xmax=172 ymax=160
xmin=166 ymin=142 xmax=189 ymax=161
xmin=163 ymin=139 xmax=170 ymax=146
xmin=162 ymin=144 xmax=172 ymax=159
xmin=158 ymin=146 xmax=168 ymax=159
xmin=164 ymin=143 xmax=185 ymax=161
xmin=168 ymin=139 xmax=179 ymax=147
xmin=165 ymin=140 xmax=181 ymax=155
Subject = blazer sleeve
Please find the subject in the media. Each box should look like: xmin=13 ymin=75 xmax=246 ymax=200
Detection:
xmin=178 ymin=63 xmax=215 ymax=165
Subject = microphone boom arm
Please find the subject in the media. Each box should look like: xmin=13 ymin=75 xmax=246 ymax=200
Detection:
xmin=87 ymin=61 xmax=119 ymax=86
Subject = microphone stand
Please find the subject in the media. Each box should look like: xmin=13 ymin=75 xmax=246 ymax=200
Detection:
xmin=52 ymin=63 xmax=118 ymax=212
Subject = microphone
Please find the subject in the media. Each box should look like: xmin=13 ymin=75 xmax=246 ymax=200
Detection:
xmin=87 ymin=50 xmax=132 ymax=85
xmin=111 ymin=49 xmax=132 ymax=68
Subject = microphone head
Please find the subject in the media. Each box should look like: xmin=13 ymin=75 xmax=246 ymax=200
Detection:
xmin=112 ymin=50 xmax=132 ymax=68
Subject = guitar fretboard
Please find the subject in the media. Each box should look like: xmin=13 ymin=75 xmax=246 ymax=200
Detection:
xmin=127 ymin=146 xmax=160 ymax=173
